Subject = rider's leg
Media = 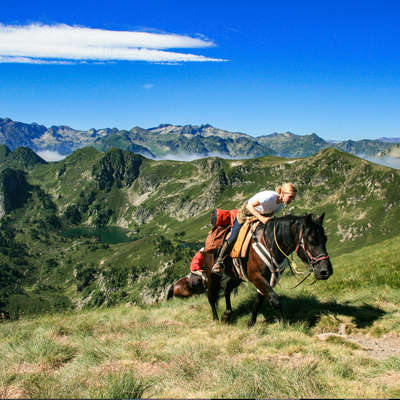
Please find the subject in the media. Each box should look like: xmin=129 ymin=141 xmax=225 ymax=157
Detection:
xmin=211 ymin=219 xmax=242 ymax=275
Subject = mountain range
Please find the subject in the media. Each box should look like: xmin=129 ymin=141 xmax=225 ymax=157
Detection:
xmin=1 ymin=117 xmax=399 ymax=160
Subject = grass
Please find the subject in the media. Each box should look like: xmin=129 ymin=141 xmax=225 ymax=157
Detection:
xmin=1 ymin=234 xmax=400 ymax=398
xmin=217 ymin=360 xmax=327 ymax=398
xmin=91 ymin=371 xmax=151 ymax=399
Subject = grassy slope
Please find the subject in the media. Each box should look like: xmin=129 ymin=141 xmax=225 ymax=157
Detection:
xmin=1 ymin=235 xmax=399 ymax=398
xmin=1 ymin=147 xmax=400 ymax=317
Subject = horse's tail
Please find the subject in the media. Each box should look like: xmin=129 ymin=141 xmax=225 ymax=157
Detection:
xmin=166 ymin=283 xmax=175 ymax=300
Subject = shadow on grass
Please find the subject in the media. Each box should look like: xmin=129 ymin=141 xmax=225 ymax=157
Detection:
xmin=228 ymin=293 xmax=385 ymax=329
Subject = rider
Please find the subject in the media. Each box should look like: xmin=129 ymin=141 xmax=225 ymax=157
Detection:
xmin=211 ymin=183 xmax=298 ymax=275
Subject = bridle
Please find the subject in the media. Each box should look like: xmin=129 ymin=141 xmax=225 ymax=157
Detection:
xmin=295 ymin=225 xmax=330 ymax=273
xmin=272 ymin=221 xmax=330 ymax=288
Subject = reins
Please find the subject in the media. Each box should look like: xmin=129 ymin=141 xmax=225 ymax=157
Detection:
xmin=273 ymin=223 xmax=311 ymax=288
xmin=272 ymin=223 xmax=302 ymax=277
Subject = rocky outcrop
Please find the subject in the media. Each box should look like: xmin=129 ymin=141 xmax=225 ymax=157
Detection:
xmin=92 ymin=148 xmax=143 ymax=191
xmin=0 ymin=118 xmax=47 ymax=150
xmin=377 ymin=144 xmax=400 ymax=159
xmin=0 ymin=168 xmax=31 ymax=217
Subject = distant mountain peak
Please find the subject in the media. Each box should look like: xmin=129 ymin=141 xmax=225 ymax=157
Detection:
xmin=156 ymin=123 xmax=174 ymax=128
xmin=259 ymin=131 xmax=297 ymax=139
xmin=377 ymin=137 xmax=400 ymax=143
xmin=49 ymin=125 xmax=74 ymax=130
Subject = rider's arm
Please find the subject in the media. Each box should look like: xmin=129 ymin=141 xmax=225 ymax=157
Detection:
xmin=246 ymin=200 xmax=272 ymax=224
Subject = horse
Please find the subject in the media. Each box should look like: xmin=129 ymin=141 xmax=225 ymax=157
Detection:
xmin=167 ymin=272 xmax=206 ymax=300
xmin=203 ymin=213 xmax=333 ymax=327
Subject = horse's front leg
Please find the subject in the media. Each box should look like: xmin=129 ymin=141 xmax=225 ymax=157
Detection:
xmin=208 ymin=273 xmax=221 ymax=321
xmin=250 ymin=274 xmax=284 ymax=324
xmin=221 ymin=278 xmax=241 ymax=324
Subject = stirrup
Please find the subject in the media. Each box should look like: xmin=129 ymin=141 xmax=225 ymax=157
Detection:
xmin=211 ymin=261 xmax=223 ymax=275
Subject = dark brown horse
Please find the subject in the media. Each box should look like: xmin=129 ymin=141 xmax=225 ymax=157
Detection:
xmin=203 ymin=213 xmax=333 ymax=327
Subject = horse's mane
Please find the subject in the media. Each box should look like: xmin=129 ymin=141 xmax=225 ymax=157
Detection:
xmin=259 ymin=214 xmax=308 ymax=255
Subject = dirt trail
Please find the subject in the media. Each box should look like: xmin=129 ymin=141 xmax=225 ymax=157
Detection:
xmin=317 ymin=332 xmax=400 ymax=360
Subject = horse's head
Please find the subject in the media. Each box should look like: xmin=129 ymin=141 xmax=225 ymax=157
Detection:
xmin=297 ymin=213 xmax=333 ymax=280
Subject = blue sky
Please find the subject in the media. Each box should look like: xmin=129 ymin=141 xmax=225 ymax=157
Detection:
xmin=1 ymin=0 xmax=399 ymax=140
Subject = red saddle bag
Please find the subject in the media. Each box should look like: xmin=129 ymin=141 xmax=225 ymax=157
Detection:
xmin=204 ymin=225 xmax=230 ymax=253
xmin=210 ymin=208 xmax=238 ymax=227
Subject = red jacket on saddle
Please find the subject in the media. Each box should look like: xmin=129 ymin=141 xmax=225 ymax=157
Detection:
xmin=190 ymin=251 xmax=205 ymax=272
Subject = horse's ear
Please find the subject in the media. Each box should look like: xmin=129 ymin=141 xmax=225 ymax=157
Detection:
xmin=316 ymin=212 xmax=325 ymax=225
xmin=305 ymin=213 xmax=313 ymax=225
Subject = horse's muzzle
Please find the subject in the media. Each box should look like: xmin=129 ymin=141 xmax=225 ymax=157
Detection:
xmin=314 ymin=259 xmax=333 ymax=280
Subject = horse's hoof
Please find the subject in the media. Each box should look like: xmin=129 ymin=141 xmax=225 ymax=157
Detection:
xmin=248 ymin=319 xmax=256 ymax=328
xmin=221 ymin=310 xmax=232 ymax=323
xmin=278 ymin=311 xmax=285 ymax=323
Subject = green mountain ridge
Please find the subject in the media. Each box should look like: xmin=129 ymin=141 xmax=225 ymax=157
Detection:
xmin=0 ymin=144 xmax=46 ymax=169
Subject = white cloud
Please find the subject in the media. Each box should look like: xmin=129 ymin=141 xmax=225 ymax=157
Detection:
xmin=0 ymin=23 xmax=227 ymax=64
xmin=142 ymin=83 xmax=154 ymax=89
xmin=36 ymin=150 xmax=67 ymax=161
xmin=154 ymin=152 xmax=247 ymax=162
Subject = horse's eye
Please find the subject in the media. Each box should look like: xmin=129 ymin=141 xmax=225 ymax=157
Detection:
xmin=308 ymin=234 xmax=319 ymax=245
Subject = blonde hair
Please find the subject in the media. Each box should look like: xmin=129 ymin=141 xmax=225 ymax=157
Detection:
xmin=276 ymin=183 xmax=297 ymax=196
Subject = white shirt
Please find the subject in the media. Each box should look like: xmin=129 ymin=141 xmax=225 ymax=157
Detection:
xmin=248 ymin=190 xmax=284 ymax=215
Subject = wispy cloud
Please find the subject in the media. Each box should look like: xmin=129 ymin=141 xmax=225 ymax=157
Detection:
xmin=0 ymin=23 xmax=227 ymax=64
xmin=142 ymin=83 xmax=154 ymax=89
xmin=0 ymin=55 xmax=76 ymax=64
xmin=154 ymin=152 xmax=250 ymax=162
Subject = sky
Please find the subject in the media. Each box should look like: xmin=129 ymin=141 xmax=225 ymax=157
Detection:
xmin=1 ymin=0 xmax=399 ymax=141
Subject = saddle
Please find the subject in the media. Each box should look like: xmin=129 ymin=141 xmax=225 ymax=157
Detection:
xmin=230 ymin=219 xmax=288 ymax=286
xmin=230 ymin=217 xmax=260 ymax=258
xmin=228 ymin=218 xmax=259 ymax=282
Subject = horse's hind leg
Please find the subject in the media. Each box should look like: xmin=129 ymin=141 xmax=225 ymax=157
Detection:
xmin=208 ymin=274 xmax=221 ymax=321
xmin=167 ymin=283 xmax=175 ymax=300
xmin=248 ymin=291 xmax=265 ymax=328
xmin=221 ymin=278 xmax=241 ymax=324
xmin=251 ymin=274 xmax=284 ymax=324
